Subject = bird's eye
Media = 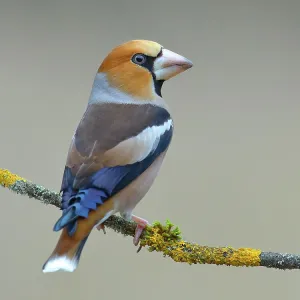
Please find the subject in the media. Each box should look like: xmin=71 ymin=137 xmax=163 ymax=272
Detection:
xmin=132 ymin=54 xmax=146 ymax=65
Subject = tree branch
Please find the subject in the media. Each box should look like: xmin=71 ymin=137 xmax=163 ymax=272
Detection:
xmin=1 ymin=168 xmax=299 ymax=270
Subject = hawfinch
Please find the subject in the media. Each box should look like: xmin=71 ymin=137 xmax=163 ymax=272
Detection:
xmin=42 ymin=39 xmax=193 ymax=273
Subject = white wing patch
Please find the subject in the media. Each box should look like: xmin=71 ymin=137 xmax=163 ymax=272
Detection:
xmin=103 ymin=118 xmax=173 ymax=166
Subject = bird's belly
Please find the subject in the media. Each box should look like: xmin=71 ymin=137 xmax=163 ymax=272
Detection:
xmin=111 ymin=151 xmax=167 ymax=215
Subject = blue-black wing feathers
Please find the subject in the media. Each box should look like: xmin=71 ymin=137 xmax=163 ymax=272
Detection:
xmin=54 ymin=125 xmax=173 ymax=236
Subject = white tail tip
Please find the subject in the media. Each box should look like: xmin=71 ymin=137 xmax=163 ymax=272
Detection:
xmin=42 ymin=256 xmax=78 ymax=273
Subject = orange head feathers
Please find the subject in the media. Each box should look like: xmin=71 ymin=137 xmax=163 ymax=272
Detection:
xmin=98 ymin=40 xmax=193 ymax=100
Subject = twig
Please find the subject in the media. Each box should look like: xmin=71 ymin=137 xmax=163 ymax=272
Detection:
xmin=1 ymin=168 xmax=300 ymax=270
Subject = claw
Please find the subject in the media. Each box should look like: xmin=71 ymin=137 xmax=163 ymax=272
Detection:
xmin=131 ymin=215 xmax=149 ymax=246
xmin=96 ymin=223 xmax=106 ymax=234
xmin=137 ymin=245 xmax=143 ymax=253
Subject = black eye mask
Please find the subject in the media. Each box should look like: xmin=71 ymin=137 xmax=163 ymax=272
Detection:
xmin=131 ymin=49 xmax=164 ymax=97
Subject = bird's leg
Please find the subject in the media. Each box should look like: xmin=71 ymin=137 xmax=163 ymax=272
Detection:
xmin=96 ymin=223 xmax=106 ymax=234
xmin=131 ymin=215 xmax=149 ymax=246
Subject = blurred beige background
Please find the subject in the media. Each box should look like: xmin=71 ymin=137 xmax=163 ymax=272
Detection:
xmin=1 ymin=0 xmax=300 ymax=299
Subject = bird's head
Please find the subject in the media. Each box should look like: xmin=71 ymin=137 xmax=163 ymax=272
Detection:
xmin=98 ymin=40 xmax=193 ymax=100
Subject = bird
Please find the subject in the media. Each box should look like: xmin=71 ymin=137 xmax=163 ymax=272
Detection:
xmin=42 ymin=39 xmax=193 ymax=273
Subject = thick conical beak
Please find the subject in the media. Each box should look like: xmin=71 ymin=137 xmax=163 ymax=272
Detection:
xmin=153 ymin=48 xmax=193 ymax=81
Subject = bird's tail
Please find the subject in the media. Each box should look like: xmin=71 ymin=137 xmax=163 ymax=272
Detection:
xmin=42 ymin=228 xmax=90 ymax=273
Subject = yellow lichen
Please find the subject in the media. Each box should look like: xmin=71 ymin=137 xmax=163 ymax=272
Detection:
xmin=140 ymin=220 xmax=261 ymax=267
xmin=225 ymin=247 xmax=261 ymax=266
xmin=0 ymin=169 xmax=26 ymax=187
xmin=0 ymin=168 xmax=264 ymax=268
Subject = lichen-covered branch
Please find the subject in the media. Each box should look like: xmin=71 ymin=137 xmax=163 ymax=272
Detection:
xmin=1 ymin=168 xmax=300 ymax=270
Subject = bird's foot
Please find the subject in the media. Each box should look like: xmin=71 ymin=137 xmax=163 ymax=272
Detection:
xmin=96 ymin=223 xmax=106 ymax=234
xmin=131 ymin=215 xmax=149 ymax=247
